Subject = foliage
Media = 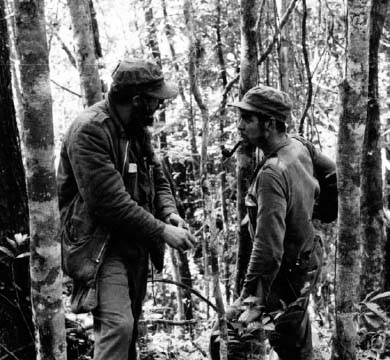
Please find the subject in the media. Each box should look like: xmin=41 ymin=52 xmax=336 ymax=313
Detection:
xmin=0 ymin=233 xmax=30 ymax=266
xmin=357 ymin=291 xmax=390 ymax=359
xmin=4 ymin=0 xmax=390 ymax=358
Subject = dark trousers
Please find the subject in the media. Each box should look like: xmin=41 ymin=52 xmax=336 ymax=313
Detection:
xmin=267 ymin=238 xmax=323 ymax=360
xmin=92 ymin=248 xmax=148 ymax=360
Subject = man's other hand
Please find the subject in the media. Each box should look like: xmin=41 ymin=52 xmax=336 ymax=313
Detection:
xmin=161 ymin=224 xmax=196 ymax=253
xmin=164 ymin=213 xmax=188 ymax=229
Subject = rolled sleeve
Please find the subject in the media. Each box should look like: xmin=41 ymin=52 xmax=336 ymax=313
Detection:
xmin=67 ymin=121 xmax=165 ymax=246
xmin=243 ymin=166 xmax=287 ymax=301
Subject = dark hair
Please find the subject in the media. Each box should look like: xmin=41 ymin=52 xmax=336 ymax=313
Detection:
xmin=275 ymin=119 xmax=287 ymax=133
xmin=109 ymin=84 xmax=152 ymax=104
xmin=258 ymin=113 xmax=287 ymax=133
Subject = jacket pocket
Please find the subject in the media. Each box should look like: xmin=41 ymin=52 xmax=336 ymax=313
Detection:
xmin=62 ymin=227 xmax=109 ymax=286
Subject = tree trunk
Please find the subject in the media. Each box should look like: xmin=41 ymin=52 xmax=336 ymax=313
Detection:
xmin=0 ymin=2 xmax=35 ymax=359
xmin=278 ymin=0 xmax=290 ymax=94
xmin=13 ymin=1 xmax=67 ymax=359
xmin=184 ymin=1 xmax=227 ymax=358
xmin=361 ymin=0 xmax=389 ymax=296
xmin=67 ymin=0 xmax=102 ymax=107
xmin=333 ymin=1 xmax=370 ymax=359
xmin=214 ymin=0 xmax=231 ymax=304
xmin=161 ymin=158 xmax=194 ymax=320
xmin=234 ymin=0 xmax=258 ymax=298
xmin=88 ymin=0 xmax=102 ymax=59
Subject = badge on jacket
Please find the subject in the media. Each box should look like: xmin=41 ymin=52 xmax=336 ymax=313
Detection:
xmin=129 ymin=163 xmax=137 ymax=173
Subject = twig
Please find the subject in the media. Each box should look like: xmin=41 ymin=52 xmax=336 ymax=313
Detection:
xmin=149 ymin=278 xmax=218 ymax=311
xmin=0 ymin=343 xmax=34 ymax=360
xmin=258 ymin=0 xmax=300 ymax=65
xmin=191 ymin=340 xmax=208 ymax=357
xmin=11 ymin=262 xmax=34 ymax=341
xmin=0 ymin=343 xmax=25 ymax=360
xmin=298 ymin=0 xmax=313 ymax=136
xmin=50 ymin=79 xmax=81 ymax=98
xmin=139 ymin=319 xmax=196 ymax=326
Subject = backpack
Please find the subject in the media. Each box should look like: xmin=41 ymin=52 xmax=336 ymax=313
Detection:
xmin=292 ymin=136 xmax=338 ymax=223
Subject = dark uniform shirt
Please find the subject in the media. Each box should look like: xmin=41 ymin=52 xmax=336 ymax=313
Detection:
xmin=242 ymin=136 xmax=322 ymax=304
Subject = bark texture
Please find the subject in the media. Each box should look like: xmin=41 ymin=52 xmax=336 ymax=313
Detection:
xmin=334 ymin=1 xmax=370 ymax=358
xmin=360 ymin=0 xmax=389 ymax=295
xmin=184 ymin=1 xmax=227 ymax=358
xmin=14 ymin=0 xmax=67 ymax=359
xmin=67 ymin=0 xmax=102 ymax=107
xmin=235 ymin=0 xmax=258 ymax=297
xmin=0 ymin=2 xmax=34 ymax=358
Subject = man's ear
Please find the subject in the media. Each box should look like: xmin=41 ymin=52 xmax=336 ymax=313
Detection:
xmin=262 ymin=118 xmax=273 ymax=131
xmin=132 ymin=95 xmax=142 ymax=107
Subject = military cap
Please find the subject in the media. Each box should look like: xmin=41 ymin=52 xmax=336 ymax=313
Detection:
xmin=111 ymin=58 xmax=178 ymax=99
xmin=229 ymin=85 xmax=292 ymax=121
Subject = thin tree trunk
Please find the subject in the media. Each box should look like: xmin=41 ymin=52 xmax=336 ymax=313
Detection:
xmin=88 ymin=0 xmax=102 ymax=58
xmin=361 ymin=0 xmax=389 ymax=296
xmin=0 ymin=2 xmax=34 ymax=359
xmin=13 ymin=1 xmax=67 ymax=359
xmin=235 ymin=0 xmax=258 ymax=298
xmin=161 ymin=0 xmax=197 ymax=157
xmin=184 ymin=1 xmax=227 ymax=358
xmin=183 ymin=0 xmax=211 ymax=315
xmin=237 ymin=1 xmax=265 ymax=358
xmin=67 ymin=0 xmax=102 ymax=107
xmin=333 ymin=1 xmax=370 ymax=359
xmin=215 ymin=0 xmax=231 ymax=304
xmin=161 ymin=158 xmax=194 ymax=320
xmin=169 ymin=248 xmax=185 ymax=320
xmin=278 ymin=0 xmax=290 ymax=94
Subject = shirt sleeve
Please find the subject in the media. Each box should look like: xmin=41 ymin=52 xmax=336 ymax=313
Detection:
xmin=67 ymin=121 xmax=165 ymax=246
xmin=152 ymin=156 xmax=178 ymax=220
xmin=242 ymin=165 xmax=287 ymax=302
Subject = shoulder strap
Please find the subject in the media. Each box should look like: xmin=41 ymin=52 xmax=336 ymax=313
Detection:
xmin=250 ymin=141 xmax=290 ymax=183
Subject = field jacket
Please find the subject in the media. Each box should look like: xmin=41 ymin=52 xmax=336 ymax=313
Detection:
xmin=242 ymin=136 xmax=334 ymax=304
xmin=57 ymin=98 xmax=177 ymax=287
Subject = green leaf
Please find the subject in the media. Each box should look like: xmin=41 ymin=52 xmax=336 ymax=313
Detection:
xmin=16 ymin=252 xmax=30 ymax=259
xmin=242 ymin=296 xmax=262 ymax=305
xmin=370 ymin=291 xmax=390 ymax=302
xmin=363 ymin=289 xmax=381 ymax=303
xmin=238 ymin=308 xmax=262 ymax=323
xmin=247 ymin=321 xmax=262 ymax=332
xmin=363 ymin=314 xmax=381 ymax=330
xmin=262 ymin=315 xmax=272 ymax=325
xmin=365 ymin=302 xmax=389 ymax=321
xmin=14 ymin=233 xmax=29 ymax=246
xmin=0 ymin=245 xmax=15 ymax=259
xmin=5 ymin=237 xmax=17 ymax=250
xmin=263 ymin=323 xmax=275 ymax=331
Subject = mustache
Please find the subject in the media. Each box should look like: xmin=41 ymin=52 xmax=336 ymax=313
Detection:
xmin=221 ymin=141 xmax=242 ymax=158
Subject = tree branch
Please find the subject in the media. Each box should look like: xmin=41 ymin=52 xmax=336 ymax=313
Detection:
xmin=258 ymin=0 xmax=300 ymax=65
xmin=149 ymin=278 xmax=218 ymax=312
xmin=50 ymin=79 xmax=81 ymax=97
xmin=298 ymin=0 xmax=312 ymax=136
xmin=139 ymin=319 xmax=196 ymax=326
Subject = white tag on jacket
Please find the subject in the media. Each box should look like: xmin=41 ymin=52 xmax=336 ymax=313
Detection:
xmin=128 ymin=163 xmax=137 ymax=173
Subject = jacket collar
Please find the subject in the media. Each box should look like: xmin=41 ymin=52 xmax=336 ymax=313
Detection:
xmin=263 ymin=134 xmax=291 ymax=156
xmin=105 ymin=96 xmax=128 ymax=139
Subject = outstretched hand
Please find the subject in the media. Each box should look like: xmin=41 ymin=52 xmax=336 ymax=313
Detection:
xmin=161 ymin=223 xmax=196 ymax=253
xmin=164 ymin=213 xmax=188 ymax=229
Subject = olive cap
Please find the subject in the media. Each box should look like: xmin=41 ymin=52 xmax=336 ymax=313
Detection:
xmin=229 ymin=85 xmax=292 ymax=121
xmin=111 ymin=58 xmax=178 ymax=99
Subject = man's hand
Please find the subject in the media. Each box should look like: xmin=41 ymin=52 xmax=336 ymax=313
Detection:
xmin=161 ymin=224 xmax=196 ymax=253
xmin=226 ymin=297 xmax=244 ymax=322
xmin=164 ymin=213 xmax=188 ymax=229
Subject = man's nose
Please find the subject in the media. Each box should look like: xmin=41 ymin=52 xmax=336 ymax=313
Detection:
xmin=237 ymin=119 xmax=244 ymax=130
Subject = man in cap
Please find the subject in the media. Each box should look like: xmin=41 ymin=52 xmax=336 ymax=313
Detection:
xmin=226 ymin=85 xmax=335 ymax=360
xmin=57 ymin=58 xmax=196 ymax=360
